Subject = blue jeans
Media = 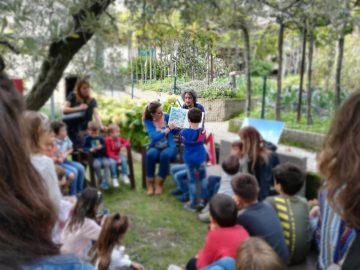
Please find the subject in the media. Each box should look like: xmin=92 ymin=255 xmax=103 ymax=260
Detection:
xmin=61 ymin=160 xmax=85 ymax=195
xmin=201 ymin=257 xmax=236 ymax=270
xmin=171 ymin=164 xmax=188 ymax=193
xmin=93 ymin=157 xmax=110 ymax=183
xmin=109 ymin=155 xmax=128 ymax=178
xmin=146 ymin=147 xmax=177 ymax=179
xmin=207 ymin=176 xmax=221 ymax=198
xmin=21 ymin=254 xmax=94 ymax=270
xmin=186 ymin=163 xmax=208 ymax=206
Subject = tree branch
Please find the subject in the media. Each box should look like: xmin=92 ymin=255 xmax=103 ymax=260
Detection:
xmin=0 ymin=40 xmax=20 ymax=54
xmin=26 ymin=0 xmax=113 ymax=110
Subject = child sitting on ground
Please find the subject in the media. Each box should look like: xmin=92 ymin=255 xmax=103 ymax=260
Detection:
xmin=180 ymin=107 xmax=208 ymax=211
xmin=83 ymin=121 xmax=111 ymax=190
xmin=231 ymin=173 xmax=289 ymax=264
xmin=237 ymin=237 xmax=285 ymax=270
xmin=207 ymin=141 xmax=248 ymax=199
xmin=186 ymin=193 xmax=249 ymax=270
xmin=199 ymin=155 xmax=240 ymax=223
xmin=105 ymin=124 xmax=130 ymax=188
xmin=90 ymin=213 xmax=144 ymax=270
xmin=51 ymin=121 xmax=86 ymax=195
xmin=61 ymin=188 xmax=103 ymax=261
xmin=266 ymin=163 xmax=312 ymax=265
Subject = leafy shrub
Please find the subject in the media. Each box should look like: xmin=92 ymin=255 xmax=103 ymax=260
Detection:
xmin=97 ymin=94 xmax=179 ymax=150
xmin=250 ymin=59 xmax=273 ymax=77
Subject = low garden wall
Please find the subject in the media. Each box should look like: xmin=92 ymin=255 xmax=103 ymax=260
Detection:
xmin=198 ymin=98 xmax=247 ymax=121
xmin=229 ymin=119 xmax=326 ymax=150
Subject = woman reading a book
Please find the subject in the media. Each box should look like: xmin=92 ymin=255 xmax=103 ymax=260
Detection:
xmin=143 ymin=101 xmax=178 ymax=196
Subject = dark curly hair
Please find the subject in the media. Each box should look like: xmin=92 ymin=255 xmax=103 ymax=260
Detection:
xmin=181 ymin=89 xmax=198 ymax=105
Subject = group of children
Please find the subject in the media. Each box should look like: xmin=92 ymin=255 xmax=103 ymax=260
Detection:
xmin=24 ymin=111 xmax=142 ymax=270
xmin=164 ymin=106 xmax=316 ymax=269
xmin=55 ymin=120 xmax=131 ymax=191
xmin=179 ymin=162 xmax=312 ymax=270
xmin=25 ymin=105 xmax=316 ymax=270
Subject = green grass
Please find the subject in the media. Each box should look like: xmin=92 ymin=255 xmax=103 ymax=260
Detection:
xmin=101 ymin=162 xmax=207 ymax=270
xmin=236 ymin=109 xmax=331 ymax=134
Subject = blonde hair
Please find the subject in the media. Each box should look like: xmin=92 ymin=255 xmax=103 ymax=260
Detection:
xmin=237 ymin=237 xmax=285 ymax=270
xmin=317 ymin=92 xmax=360 ymax=230
xmin=107 ymin=124 xmax=119 ymax=135
xmin=23 ymin=111 xmax=50 ymax=154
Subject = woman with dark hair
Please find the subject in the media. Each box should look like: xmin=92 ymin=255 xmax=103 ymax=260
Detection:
xmin=239 ymin=126 xmax=279 ymax=201
xmin=181 ymin=89 xmax=205 ymax=112
xmin=63 ymin=79 xmax=103 ymax=148
xmin=316 ymin=92 xmax=360 ymax=270
xmin=0 ymin=58 xmax=93 ymax=269
xmin=143 ymin=101 xmax=177 ymax=195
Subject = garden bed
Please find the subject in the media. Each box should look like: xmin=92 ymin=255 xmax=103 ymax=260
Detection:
xmin=199 ymin=98 xmax=247 ymax=121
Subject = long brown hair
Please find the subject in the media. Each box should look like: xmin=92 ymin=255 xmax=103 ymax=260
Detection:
xmin=239 ymin=126 xmax=269 ymax=171
xmin=142 ymin=101 xmax=161 ymax=122
xmin=318 ymin=92 xmax=360 ymax=230
xmin=75 ymin=79 xmax=91 ymax=103
xmin=66 ymin=187 xmax=102 ymax=233
xmin=91 ymin=213 xmax=129 ymax=270
xmin=0 ymin=64 xmax=59 ymax=268
xmin=237 ymin=237 xmax=285 ymax=270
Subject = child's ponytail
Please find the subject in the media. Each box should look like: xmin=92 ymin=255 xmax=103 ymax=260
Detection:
xmin=92 ymin=213 xmax=129 ymax=270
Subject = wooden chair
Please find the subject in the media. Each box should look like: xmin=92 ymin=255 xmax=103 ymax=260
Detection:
xmin=141 ymin=135 xmax=183 ymax=188
xmin=75 ymin=145 xmax=136 ymax=189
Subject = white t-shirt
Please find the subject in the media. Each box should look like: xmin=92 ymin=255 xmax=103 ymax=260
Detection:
xmin=31 ymin=154 xmax=62 ymax=212
xmin=61 ymin=218 xmax=101 ymax=261
xmin=95 ymin=245 xmax=132 ymax=270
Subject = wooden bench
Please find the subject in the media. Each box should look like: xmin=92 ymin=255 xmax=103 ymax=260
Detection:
xmin=75 ymin=144 xmax=136 ymax=189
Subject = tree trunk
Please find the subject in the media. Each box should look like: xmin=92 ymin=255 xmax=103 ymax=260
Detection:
xmin=160 ymin=43 xmax=163 ymax=81
xmin=192 ymin=39 xmax=195 ymax=80
xmin=297 ymin=23 xmax=307 ymax=122
xmin=325 ymin=45 xmax=335 ymax=92
xmin=276 ymin=21 xmax=285 ymax=120
xmin=149 ymin=44 xmax=152 ymax=81
xmin=25 ymin=0 xmax=112 ymax=110
xmin=154 ymin=41 xmax=157 ymax=80
xmin=210 ymin=42 xmax=214 ymax=82
xmin=206 ymin=42 xmax=210 ymax=85
xmin=242 ymin=26 xmax=252 ymax=116
xmin=335 ymin=31 xmax=345 ymax=108
xmin=307 ymin=27 xmax=314 ymax=125
xmin=145 ymin=47 xmax=148 ymax=83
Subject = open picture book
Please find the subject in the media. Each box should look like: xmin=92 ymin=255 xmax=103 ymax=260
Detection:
xmin=168 ymin=107 xmax=205 ymax=128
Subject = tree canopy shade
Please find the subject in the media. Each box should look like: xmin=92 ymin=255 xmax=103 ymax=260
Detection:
xmin=25 ymin=0 xmax=113 ymax=110
xmin=0 ymin=0 xmax=359 ymax=114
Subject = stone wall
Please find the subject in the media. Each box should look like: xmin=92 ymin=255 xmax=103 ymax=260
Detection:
xmin=198 ymin=98 xmax=247 ymax=121
xmin=229 ymin=119 xmax=325 ymax=149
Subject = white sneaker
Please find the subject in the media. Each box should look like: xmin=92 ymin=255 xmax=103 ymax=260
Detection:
xmin=122 ymin=175 xmax=130 ymax=185
xmin=112 ymin=178 xmax=119 ymax=188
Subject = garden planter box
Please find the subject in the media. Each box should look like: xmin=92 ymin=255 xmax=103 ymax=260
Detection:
xmin=198 ymin=98 xmax=247 ymax=121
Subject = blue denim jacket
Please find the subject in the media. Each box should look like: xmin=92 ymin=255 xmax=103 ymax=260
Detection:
xmin=21 ymin=255 xmax=94 ymax=270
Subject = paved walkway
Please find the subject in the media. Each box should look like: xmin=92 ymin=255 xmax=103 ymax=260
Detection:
xmin=104 ymin=87 xmax=318 ymax=173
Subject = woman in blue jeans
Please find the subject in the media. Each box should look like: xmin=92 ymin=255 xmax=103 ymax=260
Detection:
xmin=143 ymin=101 xmax=177 ymax=195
